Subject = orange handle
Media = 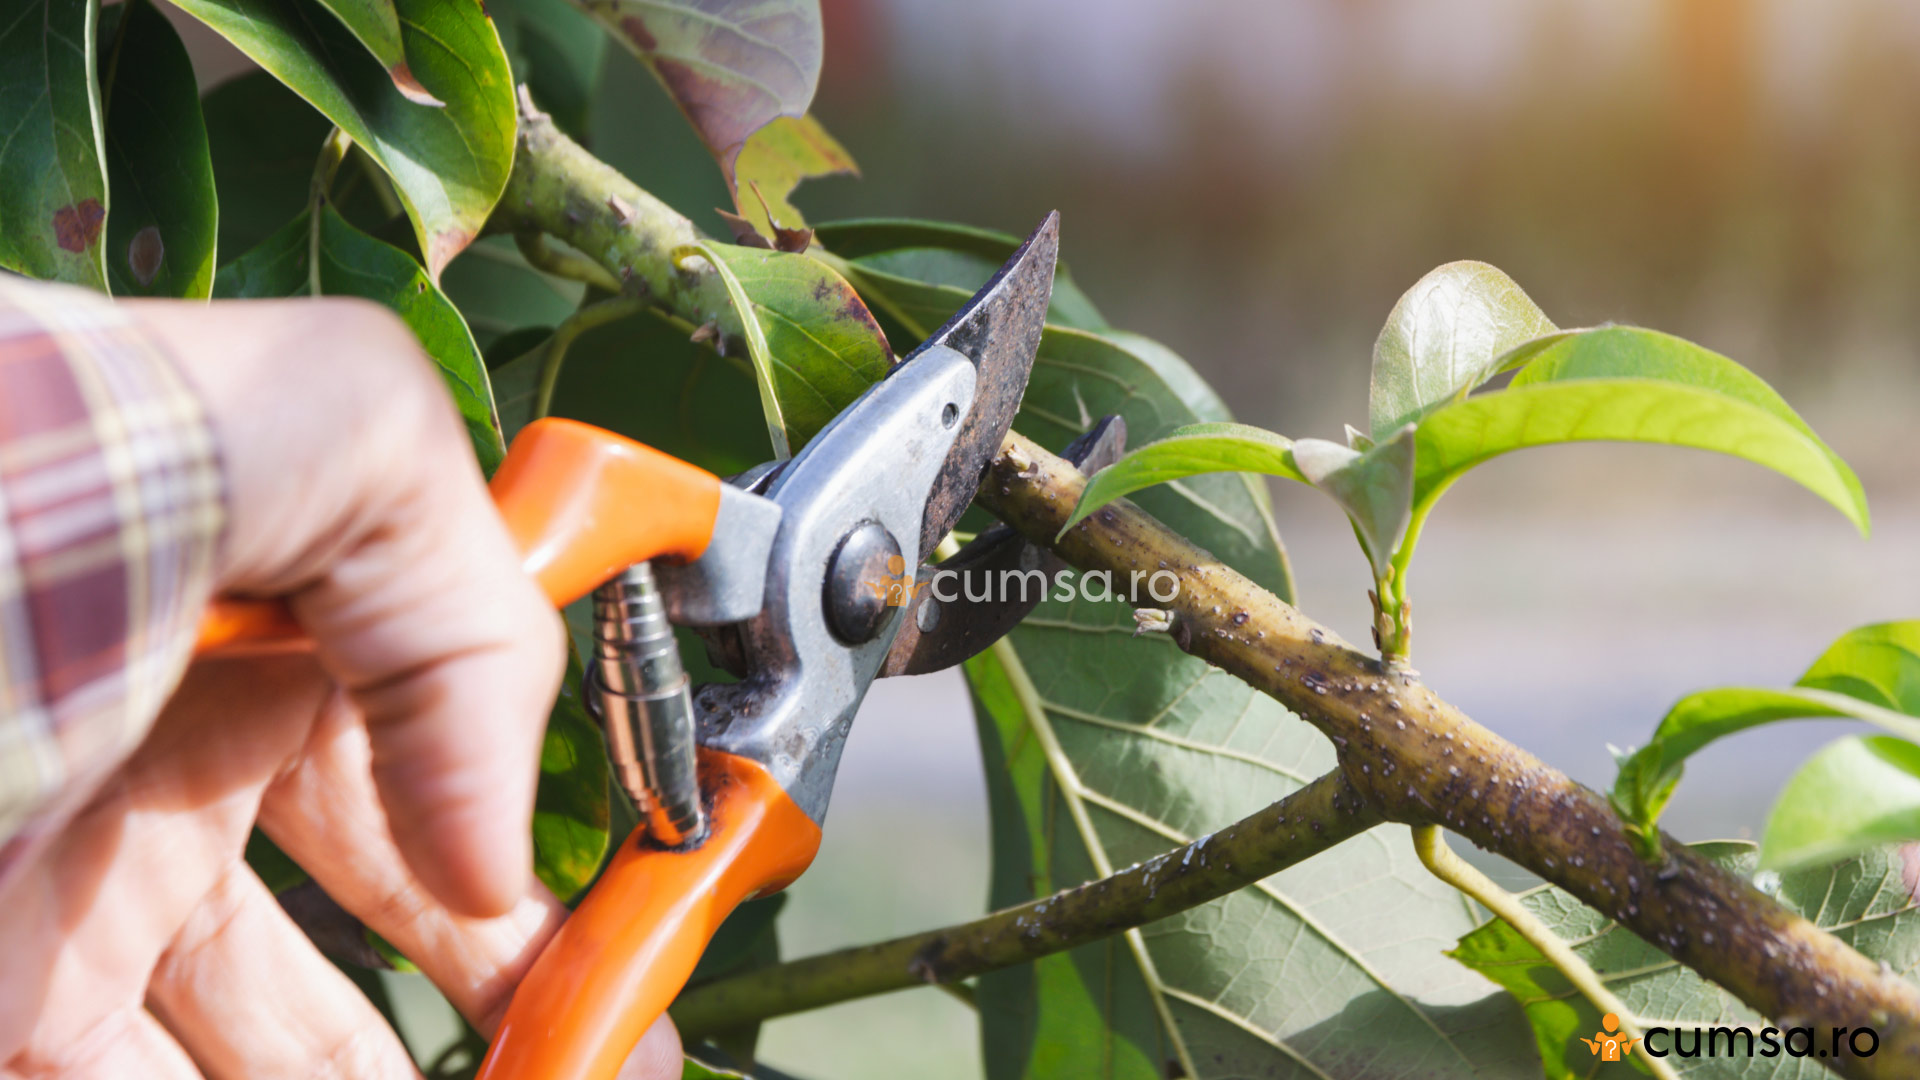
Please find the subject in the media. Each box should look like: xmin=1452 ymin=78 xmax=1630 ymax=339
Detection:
xmin=196 ymin=418 xmax=724 ymax=656
xmin=478 ymin=750 xmax=821 ymax=1080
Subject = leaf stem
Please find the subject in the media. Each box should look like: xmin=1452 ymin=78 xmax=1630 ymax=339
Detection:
xmin=1411 ymin=825 xmax=1679 ymax=1080
xmin=307 ymin=128 xmax=353 ymax=298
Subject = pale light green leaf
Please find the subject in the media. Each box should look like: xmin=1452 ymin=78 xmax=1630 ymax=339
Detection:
xmin=1432 ymin=325 xmax=1869 ymax=531
xmin=730 ymin=113 xmax=856 ymax=239
xmin=0 ymin=0 xmax=108 ymax=287
xmin=98 ymin=0 xmax=216 ymax=298
xmin=1059 ymin=422 xmax=1302 ymax=538
xmin=1452 ymin=840 xmax=1920 ymax=1077
xmin=172 ymin=0 xmax=515 ymax=278
xmin=1293 ymin=424 xmax=1416 ymax=576
xmin=675 ymin=241 xmax=892 ymax=456
xmin=1369 ymin=261 xmax=1557 ymax=439
xmin=578 ymin=0 xmax=821 ymax=185
xmin=1764 ymin=738 xmax=1920 ymax=873
xmin=1610 ymin=623 xmax=1920 ymax=851
xmin=214 ymin=207 xmax=505 ymax=473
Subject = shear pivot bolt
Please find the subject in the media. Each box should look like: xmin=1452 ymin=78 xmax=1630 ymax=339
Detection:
xmin=825 ymin=521 xmax=902 ymax=644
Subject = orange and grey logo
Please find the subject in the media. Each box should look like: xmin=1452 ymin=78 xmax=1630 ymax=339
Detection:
xmin=1581 ymin=1014 xmax=1638 ymax=1062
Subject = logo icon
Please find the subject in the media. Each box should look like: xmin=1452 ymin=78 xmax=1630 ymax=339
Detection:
xmin=864 ymin=556 xmax=926 ymax=607
xmin=1581 ymin=1013 xmax=1639 ymax=1062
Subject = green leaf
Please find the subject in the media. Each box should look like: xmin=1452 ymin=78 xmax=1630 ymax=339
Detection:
xmin=1059 ymin=422 xmax=1302 ymax=537
xmin=1764 ymin=738 xmax=1920 ymax=873
xmin=214 ymin=207 xmax=505 ymax=473
xmin=1609 ymin=622 xmax=1920 ymax=851
xmin=493 ymin=0 xmax=606 ymax=141
xmin=730 ymin=113 xmax=855 ymax=238
xmin=312 ymin=0 xmax=442 ymax=105
xmin=815 ymin=217 xmax=1110 ymax=337
xmin=533 ymin=659 xmax=611 ymax=901
xmin=1412 ymin=327 xmax=1870 ymax=534
xmin=1368 ymin=261 xmax=1558 ymax=439
xmin=675 ymin=241 xmax=893 ymax=456
xmin=682 ymin=1059 xmax=751 ymax=1080
xmin=576 ymin=0 xmax=821 ymax=185
xmin=97 ymin=0 xmax=216 ymax=298
xmin=201 ymin=71 xmax=395 ymax=259
xmin=171 ymin=0 xmax=515 ymax=278
xmin=0 ymin=0 xmax=108 ymax=287
xmin=1451 ymin=840 xmax=1920 ymax=1078
xmin=1290 ymin=424 xmax=1416 ymax=576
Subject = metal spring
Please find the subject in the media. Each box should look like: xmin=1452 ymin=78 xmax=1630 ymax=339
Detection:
xmin=587 ymin=562 xmax=707 ymax=847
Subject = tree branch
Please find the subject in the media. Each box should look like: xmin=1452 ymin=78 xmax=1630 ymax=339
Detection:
xmin=670 ymin=769 xmax=1378 ymax=1040
xmin=495 ymin=101 xmax=1920 ymax=1076
xmin=974 ymin=431 xmax=1920 ymax=1078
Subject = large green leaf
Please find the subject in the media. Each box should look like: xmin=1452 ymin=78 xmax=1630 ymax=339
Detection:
xmin=213 ymin=206 xmax=505 ymax=473
xmin=1368 ymin=260 xmax=1558 ymax=439
xmin=675 ymin=241 xmax=892 ymax=456
xmin=0 ymin=0 xmax=108 ymax=287
xmin=1413 ymin=327 xmax=1870 ymax=533
xmin=98 ymin=0 xmax=216 ymax=298
xmin=1451 ymin=841 xmax=1920 ymax=1078
xmin=969 ymin=326 xmax=1536 ymax=1078
xmin=814 ymin=217 xmax=1110 ymax=338
xmin=576 ymin=0 xmax=821 ymax=186
xmin=172 ymin=0 xmax=515 ymax=278
xmin=312 ymin=0 xmax=441 ymax=105
xmin=1611 ymin=622 xmax=1920 ymax=856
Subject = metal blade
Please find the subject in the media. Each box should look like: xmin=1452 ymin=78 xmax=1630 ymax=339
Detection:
xmin=881 ymin=415 xmax=1126 ymax=677
xmin=904 ymin=211 xmax=1059 ymax=561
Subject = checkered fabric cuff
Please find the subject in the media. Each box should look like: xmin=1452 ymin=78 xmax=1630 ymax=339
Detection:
xmin=0 ymin=277 xmax=226 ymax=865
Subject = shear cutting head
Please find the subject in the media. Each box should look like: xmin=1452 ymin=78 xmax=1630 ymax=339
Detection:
xmin=675 ymin=213 xmax=1060 ymax=824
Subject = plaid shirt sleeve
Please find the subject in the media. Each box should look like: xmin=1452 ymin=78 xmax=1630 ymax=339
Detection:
xmin=0 ymin=277 xmax=225 ymax=869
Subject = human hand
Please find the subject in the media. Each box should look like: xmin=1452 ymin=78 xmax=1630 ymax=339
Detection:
xmin=0 ymin=298 xmax=679 ymax=1078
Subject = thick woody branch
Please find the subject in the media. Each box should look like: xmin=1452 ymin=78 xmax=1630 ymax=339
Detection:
xmin=670 ymin=769 xmax=1378 ymax=1040
xmin=973 ymin=431 xmax=1920 ymax=1079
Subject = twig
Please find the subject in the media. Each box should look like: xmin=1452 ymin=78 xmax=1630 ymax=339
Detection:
xmin=1412 ymin=825 xmax=1678 ymax=1080
xmin=513 ymin=229 xmax=623 ymax=293
xmin=669 ymin=770 xmax=1379 ymax=1040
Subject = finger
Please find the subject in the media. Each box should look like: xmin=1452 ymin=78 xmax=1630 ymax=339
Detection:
xmin=145 ymin=858 xmax=418 ymax=1080
xmin=617 ymin=1016 xmax=683 ymax=1080
xmin=258 ymin=688 xmax=564 ymax=1031
xmin=143 ymin=299 xmax=565 ymax=918
xmin=6 ymin=1008 xmax=202 ymax=1080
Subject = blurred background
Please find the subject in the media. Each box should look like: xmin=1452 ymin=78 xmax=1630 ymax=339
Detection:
xmin=178 ymin=0 xmax=1920 ymax=1075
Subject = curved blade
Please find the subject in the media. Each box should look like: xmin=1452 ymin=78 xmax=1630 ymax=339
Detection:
xmin=904 ymin=211 xmax=1059 ymax=561
xmin=881 ymin=415 xmax=1127 ymax=677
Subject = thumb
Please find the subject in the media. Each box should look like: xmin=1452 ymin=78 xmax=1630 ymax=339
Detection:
xmin=145 ymin=297 xmax=565 ymax=918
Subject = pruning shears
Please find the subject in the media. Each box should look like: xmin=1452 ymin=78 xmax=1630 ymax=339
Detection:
xmin=196 ymin=214 xmax=1116 ymax=1078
